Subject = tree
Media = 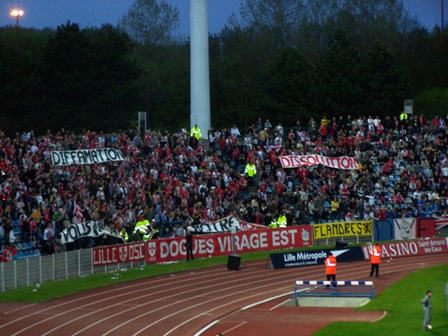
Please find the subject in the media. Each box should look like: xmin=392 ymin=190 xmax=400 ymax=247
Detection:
xmin=362 ymin=42 xmax=408 ymax=117
xmin=264 ymin=48 xmax=322 ymax=123
xmin=333 ymin=0 xmax=420 ymax=50
xmin=237 ymin=0 xmax=305 ymax=51
xmin=320 ymin=30 xmax=365 ymax=117
xmin=39 ymin=22 xmax=143 ymax=132
xmin=0 ymin=37 xmax=43 ymax=134
xmin=118 ymin=0 xmax=180 ymax=45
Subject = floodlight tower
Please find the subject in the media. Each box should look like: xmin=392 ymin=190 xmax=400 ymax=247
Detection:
xmin=190 ymin=0 xmax=211 ymax=136
xmin=10 ymin=9 xmax=24 ymax=49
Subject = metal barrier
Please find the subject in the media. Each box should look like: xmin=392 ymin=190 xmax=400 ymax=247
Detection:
xmin=0 ymin=248 xmax=146 ymax=292
xmin=294 ymin=280 xmax=375 ymax=299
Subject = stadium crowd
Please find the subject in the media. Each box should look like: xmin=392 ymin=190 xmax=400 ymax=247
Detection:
xmin=1 ymin=111 xmax=448 ymax=261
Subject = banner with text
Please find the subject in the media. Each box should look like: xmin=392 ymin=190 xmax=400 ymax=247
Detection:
xmin=280 ymin=155 xmax=359 ymax=170
xmin=313 ymin=220 xmax=373 ymax=239
xmin=270 ymin=246 xmax=365 ymax=269
xmin=93 ymin=242 xmax=146 ymax=266
xmin=146 ymin=225 xmax=313 ymax=263
xmin=60 ymin=221 xmax=123 ymax=245
xmin=362 ymin=238 xmax=447 ymax=259
xmin=188 ymin=216 xmax=261 ymax=234
xmin=51 ymin=148 xmax=125 ymax=166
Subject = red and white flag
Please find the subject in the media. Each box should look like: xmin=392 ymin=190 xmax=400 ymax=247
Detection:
xmin=74 ymin=201 xmax=83 ymax=223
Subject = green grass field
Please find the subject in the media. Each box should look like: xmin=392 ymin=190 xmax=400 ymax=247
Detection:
xmin=1 ymin=250 xmax=447 ymax=335
xmin=314 ymin=264 xmax=448 ymax=335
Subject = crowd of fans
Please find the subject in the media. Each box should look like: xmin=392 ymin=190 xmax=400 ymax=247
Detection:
xmin=1 ymin=111 xmax=448 ymax=261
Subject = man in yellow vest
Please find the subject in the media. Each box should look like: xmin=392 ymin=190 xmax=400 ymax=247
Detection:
xmin=276 ymin=212 xmax=287 ymax=227
xmin=244 ymin=160 xmax=257 ymax=186
xmin=133 ymin=217 xmax=149 ymax=241
xmin=143 ymin=220 xmax=157 ymax=241
xmin=190 ymin=124 xmax=201 ymax=149
xmin=119 ymin=228 xmax=129 ymax=242
xmin=399 ymin=111 xmax=408 ymax=125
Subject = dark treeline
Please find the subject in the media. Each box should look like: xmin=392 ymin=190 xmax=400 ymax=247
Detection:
xmin=0 ymin=0 xmax=447 ymax=136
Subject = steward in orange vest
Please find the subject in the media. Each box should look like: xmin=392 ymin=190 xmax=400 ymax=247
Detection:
xmin=369 ymin=243 xmax=382 ymax=277
xmin=324 ymin=252 xmax=337 ymax=287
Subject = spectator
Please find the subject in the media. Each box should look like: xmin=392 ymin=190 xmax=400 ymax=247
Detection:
xmin=9 ymin=228 xmax=16 ymax=245
xmin=185 ymin=228 xmax=194 ymax=261
xmin=230 ymin=124 xmax=241 ymax=138
xmin=42 ymin=223 xmax=54 ymax=254
xmin=0 ymin=222 xmax=4 ymax=246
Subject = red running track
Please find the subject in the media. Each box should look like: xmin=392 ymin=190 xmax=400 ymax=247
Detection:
xmin=0 ymin=253 xmax=446 ymax=336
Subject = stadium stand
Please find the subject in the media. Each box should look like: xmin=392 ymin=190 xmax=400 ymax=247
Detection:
xmin=1 ymin=112 xmax=448 ymax=260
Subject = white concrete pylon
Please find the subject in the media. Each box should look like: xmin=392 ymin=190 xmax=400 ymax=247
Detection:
xmin=190 ymin=0 xmax=211 ymax=137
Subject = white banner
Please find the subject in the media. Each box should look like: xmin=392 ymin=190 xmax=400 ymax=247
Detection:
xmin=188 ymin=216 xmax=263 ymax=234
xmin=393 ymin=218 xmax=416 ymax=240
xmin=50 ymin=148 xmax=125 ymax=166
xmin=60 ymin=221 xmax=123 ymax=244
xmin=279 ymin=155 xmax=359 ymax=170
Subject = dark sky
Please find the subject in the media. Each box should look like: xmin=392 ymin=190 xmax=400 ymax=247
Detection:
xmin=0 ymin=0 xmax=445 ymax=34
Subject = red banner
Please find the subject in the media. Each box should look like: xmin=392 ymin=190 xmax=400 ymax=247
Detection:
xmin=279 ymin=155 xmax=359 ymax=170
xmin=146 ymin=226 xmax=313 ymax=263
xmin=362 ymin=238 xmax=448 ymax=259
xmin=93 ymin=242 xmax=146 ymax=266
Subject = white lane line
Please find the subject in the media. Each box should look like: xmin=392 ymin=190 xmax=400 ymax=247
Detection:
xmin=192 ymin=319 xmax=220 ymax=336
xmin=222 ymin=321 xmax=247 ymax=334
xmin=241 ymin=291 xmax=295 ymax=310
xmin=370 ymin=310 xmax=387 ymax=323
xmin=270 ymin=298 xmax=295 ymax=311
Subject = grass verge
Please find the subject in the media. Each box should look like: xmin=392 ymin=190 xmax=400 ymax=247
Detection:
xmin=314 ymin=264 xmax=448 ymax=335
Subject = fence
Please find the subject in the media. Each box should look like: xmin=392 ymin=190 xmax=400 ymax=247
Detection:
xmin=1 ymin=217 xmax=442 ymax=292
xmin=0 ymin=248 xmax=146 ymax=292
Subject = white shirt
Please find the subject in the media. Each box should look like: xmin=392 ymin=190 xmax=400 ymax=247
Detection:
xmin=9 ymin=230 xmax=16 ymax=244
xmin=43 ymin=227 xmax=54 ymax=241
xmin=230 ymin=127 xmax=240 ymax=137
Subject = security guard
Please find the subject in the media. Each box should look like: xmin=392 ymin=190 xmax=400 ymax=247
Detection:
xmin=268 ymin=220 xmax=278 ymax=229
xmin=244 ymin=160 xmax=257 ymax=186
xmin=143 ymin=223 xmax=157 ymax=241
xmin=399 ymin=111 xmax=408 ymax=124
xmin=276 ymin=213 xmax=287 ymax=227
xmin=325 ymin=252 xmax=337 ymax=287
xmin=369 ymin=243 xmax=382 ymax=277
xmin=190 ymin=124 xmax=201 ymax=149
xmin=190 ymin=124 xmax=201 ymax=140
xmin=133 ymin=218 xmax=149 ymax=241
xmin=119 ymin=228 xmax=129 ymax=242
